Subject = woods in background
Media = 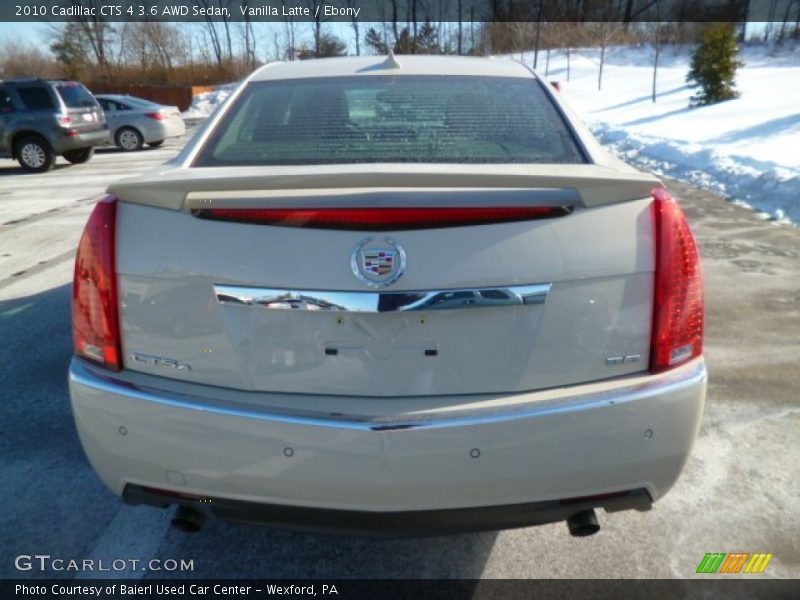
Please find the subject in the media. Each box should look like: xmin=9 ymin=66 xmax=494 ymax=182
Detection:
xmin=0 ymin=0 xmax=798 ymax=87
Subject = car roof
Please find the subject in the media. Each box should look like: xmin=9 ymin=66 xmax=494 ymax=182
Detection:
xmin=97 ymin=93 xmax=159 ymax=104
xmin=249 ymin=55 xmax=534 ymax=82
xmin=95 ymin=94 xmax=131 ymax=101
xmin=0 ymin=77 xmax=47 ymax=85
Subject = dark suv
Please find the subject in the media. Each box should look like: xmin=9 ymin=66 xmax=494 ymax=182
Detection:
xmin=0 ymin=79 xmax=110 ymax=172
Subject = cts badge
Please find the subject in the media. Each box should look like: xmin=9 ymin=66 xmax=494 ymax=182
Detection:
xmin=351 ymin=237 xmax=406 ymax=287
xmin=130 ymin=352 xmax=191 ymax=371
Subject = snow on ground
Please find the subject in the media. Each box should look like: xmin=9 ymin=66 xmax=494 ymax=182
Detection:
xmin=181 ymin=83 xmax=237 ymax=120
xmin=519 ymin=42 xmax=800 ymax=225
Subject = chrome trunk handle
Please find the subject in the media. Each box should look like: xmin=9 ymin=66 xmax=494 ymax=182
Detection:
xmin=213 ymin=283 xmax=551 ymax=313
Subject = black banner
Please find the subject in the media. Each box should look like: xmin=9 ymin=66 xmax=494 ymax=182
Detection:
xmin=3 ymin=579 xmax=800 ymax=600
xmin=2 ymin=0 xmax=795 ymax=23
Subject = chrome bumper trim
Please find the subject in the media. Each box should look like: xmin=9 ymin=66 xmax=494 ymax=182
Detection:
xmin=70 ymin=360 xmax=706 ymax=433
xmin=213 ymin=283 xmax=551 ymax=312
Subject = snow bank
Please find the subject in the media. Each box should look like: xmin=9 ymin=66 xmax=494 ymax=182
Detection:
xmin=521 ymin=42 xmax=800 ymax=225
xmin=591 ymin=122 xmax=799 ymax=225
xmin=182 ymin=83 xmax=237 ymax=120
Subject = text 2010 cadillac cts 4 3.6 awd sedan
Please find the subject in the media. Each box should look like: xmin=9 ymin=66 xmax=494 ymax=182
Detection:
xmin=69 ymin=55 xmax=706 ymax=537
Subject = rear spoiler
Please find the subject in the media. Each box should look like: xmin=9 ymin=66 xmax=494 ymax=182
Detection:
xmin=108 ymin=163 xmax=660 ymax=212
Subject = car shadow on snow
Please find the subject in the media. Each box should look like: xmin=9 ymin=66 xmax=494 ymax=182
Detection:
xmin=0 ymin=283 xmax=499 ymax=579
xmin=622 ymin=105 xmax=694 ymax=127
xmin=0 ymin=161 xmax=75 ymax=177
xmin=709 ymin=112 xmax=800 ymax=144
xmin=95 ymin=146 xmax=160 ymax=154
xmin=592 ymin=85 xmax=688 ymax=113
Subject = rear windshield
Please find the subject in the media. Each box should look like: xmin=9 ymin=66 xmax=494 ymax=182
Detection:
xmin=195 ymin=76 xmax=586 ymax=166
xmin=54 ymin=82 xmax=98 ymax=108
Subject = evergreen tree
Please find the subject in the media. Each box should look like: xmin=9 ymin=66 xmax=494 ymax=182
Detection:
xmin=297 ymin=33 xmax=346 ymax=60
xmin=686 ymin=23 xmax=744 ymax=106
xmin=415 ymin=21 xmax=441 ymax=54
xmin=364 ymin=28 xmax=389 ymax=54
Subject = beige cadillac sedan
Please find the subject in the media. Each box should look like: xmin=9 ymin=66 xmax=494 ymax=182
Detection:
xmin=69 ymin=55 xmax=706 ymax=537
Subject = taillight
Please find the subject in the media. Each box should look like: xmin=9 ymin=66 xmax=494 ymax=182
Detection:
xmin=650 ymin=187 xmax=704 ymax=373
xmin=58 ymin=116 xmax=71 ymax=126
xmin=145 ymin=111 xmax=166 ymax=120
xmin=73 ymin=195 xmax=122 ymax=371
xmin=191 ymin=206 xmax=572 ymax=231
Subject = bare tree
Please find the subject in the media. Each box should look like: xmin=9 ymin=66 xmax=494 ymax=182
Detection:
xmin=192 ymin=0 xmax=223 ymax=67
xmin=283 ymin=16 xmax=297 ymax=61
xmin=651 ymin=3 xmax=664 ymax=102
xmin=0 ymin=38 xmax=60 ymax=78
xmin=64 ymin=1 xmax=118 ymax=77
xmin=469 ymin=1 xmax=477 ymax=53
xmin=191 ymin=0 xmax=234 ymax=67
xmin=346 ymin=0 xmax=361 ymax=55
xmin=390 ymin=0 xmax=401 ymax=48
xmin=532 ymin=0 xmax=544 ymax=69
xmin=778 ymin=0 xmax=796 ymax=40
xmin=457 ymin=0 xmax=463 ymax=54
xmin=305 ymin=0 xmax=332 ymax=58
xmin=586 ymin=22 xmax=622 ymax=91
xmin=411 ymin=0 xmax=418 ymax=52
xmin=240 ymin=0 xmax=257 ymax=69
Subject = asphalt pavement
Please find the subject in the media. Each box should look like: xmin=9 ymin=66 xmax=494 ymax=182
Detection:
xmin=0 ymin=133 xmax=798 ymax=579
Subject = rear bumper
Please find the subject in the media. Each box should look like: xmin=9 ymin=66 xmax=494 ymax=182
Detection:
xmin=53 ymin=127 xmax=110 ymax=152
xmin=140 ymin=118 xmax=185 ymax=143
xmin=124 ymin=483 xmax=652 ymax=537
xmin=69 ymin=358 xmax=706 ymax=533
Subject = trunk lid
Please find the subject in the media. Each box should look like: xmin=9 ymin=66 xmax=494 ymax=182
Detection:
xmin=114 ymin=164 xmax=658 ymax=397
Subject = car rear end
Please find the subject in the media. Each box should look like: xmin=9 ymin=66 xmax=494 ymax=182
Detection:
xmin=68 ymin=57 xmax=705 ymax=536
xmin=49 ymin=81 xmax=109 ymax=152
xmin=127 ymin=98 xmax=186 ymax=143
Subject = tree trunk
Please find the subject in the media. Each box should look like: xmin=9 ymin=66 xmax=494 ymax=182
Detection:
xmin=598 ymin=44 xmax=605 ymax=91
xmin=533 ymin=0 xmax=543 ymax=70
xmin=411 ymin=0 xmax=418 ymax=53
xmin=652 ymin=40 xmax=660 ymax=102
xmin=566 ymin=47 xmax=571 ymax=81
xmin=778 ymin=0 xmax=793 ymax=40
xmin=457 ymin=0 xmax=463 ymax=55
xmin=352 ymin=19 xmax=361 ymax=55
xmin=224 ymin=18 xmax=233 ymax=61
xmin=739 ymin=0 xmax=751 ymax=42
xmin=470 ymin=5 xmax=475 ymax=53
xmin=391 ymin=0 xmax=400 ymax=48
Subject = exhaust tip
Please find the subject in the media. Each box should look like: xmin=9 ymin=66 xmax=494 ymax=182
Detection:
xmin=171 ymin=506 xmax=205 ymax=533
xmin=566 ymin=509 xmax=600 ymax=537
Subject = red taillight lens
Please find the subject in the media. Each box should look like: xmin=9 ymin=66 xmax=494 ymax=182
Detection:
xmin=650 ymin=187 xmax=704 ymax=373
xmin=145 ymin=111 xmax=166 ymax=120
xmin=58 ymin=116 xmax=71 ymax=126
xmin=73 ymin=195 xmax=122 ymax=371
xmin=192 ymin=206 xmax=572 ymax=231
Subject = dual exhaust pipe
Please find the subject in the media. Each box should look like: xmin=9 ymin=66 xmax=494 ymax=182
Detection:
xmin=171 ymin=506 xmax=206 ymax=533
xmin=170 ymin=505 xmax=601 ymax=537
xmin=566 ymin=509 xmax=601 ymax=537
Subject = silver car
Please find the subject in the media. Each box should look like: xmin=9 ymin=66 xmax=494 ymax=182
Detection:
xmin=95 ymin=94 xmax=185 ymax=151
xmin=70 ymin=55 xmax=706 ymax=537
